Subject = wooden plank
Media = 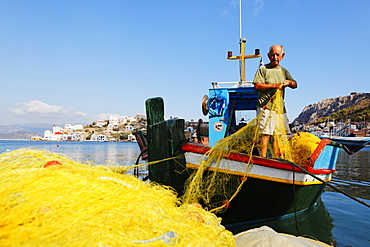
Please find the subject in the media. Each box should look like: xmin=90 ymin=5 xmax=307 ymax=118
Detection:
xmin=145 ymin=97 xmax=188 ymax=195
xmin=146 ymin=97 xmax=170 ymax=184
xmin=167 ymin=118 xmax=188 ymax=195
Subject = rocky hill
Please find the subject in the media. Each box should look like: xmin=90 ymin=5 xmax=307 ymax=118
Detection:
xmin=0 ymin=130 xmax=40 ymax=140
xmin=293 ymin=92 xmax=370 ymax=124
xmin=0 ymin=123 xmax=67 ymax=140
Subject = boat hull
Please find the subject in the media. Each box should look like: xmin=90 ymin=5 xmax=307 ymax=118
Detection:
xmin=218 ymin=176 xmax=325 ymax=227
xmin=184 ymin=152 xmax=328 ymax=231
xmin=144 ymin=97 xmax=340 ymax=235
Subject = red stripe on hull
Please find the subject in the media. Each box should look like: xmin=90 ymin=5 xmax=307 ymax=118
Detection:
xmin=182 ymin=143 xmax=335 ymax=175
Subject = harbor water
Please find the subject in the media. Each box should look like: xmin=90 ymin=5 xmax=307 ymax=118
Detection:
xmin=1 ymin=140 xmax=369 ymax=246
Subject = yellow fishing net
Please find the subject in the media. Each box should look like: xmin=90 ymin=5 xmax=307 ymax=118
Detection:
xmin=0 ymin=148 xmax=235 ymax=246
xmin=182 ymin=89 xmax=321 ymax=213
xmin=289 ymin=132 xmax=321 ymax=166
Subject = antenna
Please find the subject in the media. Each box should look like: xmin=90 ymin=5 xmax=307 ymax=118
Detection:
xmin=227 ymin=0 xmax=261 ymax=83
xmin=239 ymin=0 xmax=242 ymax=40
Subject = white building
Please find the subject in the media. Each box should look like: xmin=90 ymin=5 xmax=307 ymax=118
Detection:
xmin=65 ymin=124 xmax=84 ymax=131
xmin=53 ymin=125 xmax=63 ymax=134
xmin=90 ymin=133 xmax=107 ymax=142
xmin=97 ymin=134 xmax=107 ymax=142
xmin=125 ymin=125 xmax=134 ymax=131
xmin=126 ymin=116 xmax=136 ymax=122
xmin=127 ymin=134 xmax=136 ymax=142
xmin=96 ymin=120 xmax=107 ymax=127
xmin=42 ymin=130 xmax=59 ymax=141
xmin=135 ymin=113 xmax=146 ymax=120
xmin=109 ymin=116 xmax=119 ymax=126
xmin=43 ymin=124 xmax=84 ymax=141
xmin=119 ymin=116 xmax=137 ymax=125
xmin=107 ymin=116 xmax=119 ymax=130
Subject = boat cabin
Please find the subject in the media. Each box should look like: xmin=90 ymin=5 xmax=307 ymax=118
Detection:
xmin=205 ymin=82 xmax=258 ymax=146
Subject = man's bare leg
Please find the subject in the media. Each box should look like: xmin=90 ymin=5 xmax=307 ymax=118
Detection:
xmin=260 ymin=134 xmax=270 ymax=157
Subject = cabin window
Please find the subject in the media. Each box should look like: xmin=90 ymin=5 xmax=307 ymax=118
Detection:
xmin=234 ymin=110 xmax=256 ymax=129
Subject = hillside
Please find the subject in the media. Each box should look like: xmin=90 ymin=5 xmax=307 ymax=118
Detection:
xmin=0 ymin=123 xmax=77 ymax=140
xmin=0 ymin=130 xmax=40 ymax=140
xmin=293 ymin=92 xmax=370 ymax=124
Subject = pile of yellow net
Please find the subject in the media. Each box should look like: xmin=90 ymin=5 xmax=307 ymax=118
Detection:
xmin=0 ymin=149 xmax=235 ymax=246
xmin=182 ymin=89 xmax=322 ymax=213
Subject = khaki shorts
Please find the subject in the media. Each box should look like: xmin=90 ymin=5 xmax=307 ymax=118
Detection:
xmin=257 ymin=107 xmax=291 ymax=135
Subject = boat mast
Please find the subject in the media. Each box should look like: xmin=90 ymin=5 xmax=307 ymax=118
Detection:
xmin=239 ymin=0 xmax=245 ymax=82
xmin=227 ymin=0 xmax=261 ymax=84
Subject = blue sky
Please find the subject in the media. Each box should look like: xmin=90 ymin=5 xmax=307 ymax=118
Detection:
xmin=0 ymin=0 xmax=369 ymax=126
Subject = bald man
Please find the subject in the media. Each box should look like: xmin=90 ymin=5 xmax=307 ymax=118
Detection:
xmin=253 ymin=45 xmax=298 ymax=157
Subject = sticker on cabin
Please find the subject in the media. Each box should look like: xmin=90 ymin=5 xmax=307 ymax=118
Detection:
xmin=214 ymin=122 xmax=223 ymax=132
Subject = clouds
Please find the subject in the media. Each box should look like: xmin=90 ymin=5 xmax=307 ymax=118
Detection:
xmin=222 ymin=0 xmax=239 ymax=16
xmin=223 ymin=0 xmax=265 ymax=16
xmin=251 ymin=0 xmax=264 ymax=14
xmin=9 ymin=100 xmax=89 ymax=123
xmin=8 ymin=101 xmax=131 ymax=125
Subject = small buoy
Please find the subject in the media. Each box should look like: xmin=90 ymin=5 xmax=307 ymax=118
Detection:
xmin=222 ymin=200 xmax=231 ymax=209
xmin=56 ymin=145 xmax=59 ymax=147
xmin=44 ymin=160 xmax=62 ymax=168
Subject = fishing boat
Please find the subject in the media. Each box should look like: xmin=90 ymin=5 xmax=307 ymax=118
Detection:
xmin=137 ymin=6 xmax=370 ymax=237
xmin=141 ymin=50 xmax=370 ymax=235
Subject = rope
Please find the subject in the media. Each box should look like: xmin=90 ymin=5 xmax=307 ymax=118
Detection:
xmin=283 ymin=160 xmax=370 ymax=208
xmin=291 ymin=165 xmax=302 ymax=236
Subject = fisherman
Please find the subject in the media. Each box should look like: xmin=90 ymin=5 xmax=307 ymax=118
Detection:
xmin=253 ymin=45 xmax=297 ymax=157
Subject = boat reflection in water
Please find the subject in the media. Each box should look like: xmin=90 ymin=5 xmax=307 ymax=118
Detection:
xmin=229 ymin=197 xmax=333 ymax=245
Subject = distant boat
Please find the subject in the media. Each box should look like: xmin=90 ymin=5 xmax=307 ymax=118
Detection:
xmin=324 ymin=136 xmax=370 ymax=154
